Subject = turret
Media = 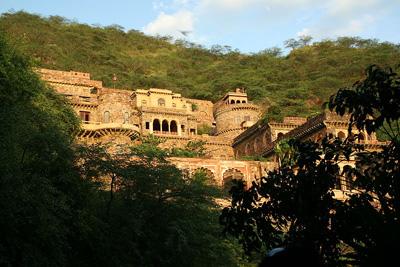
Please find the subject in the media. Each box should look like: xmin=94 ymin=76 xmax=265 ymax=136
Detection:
xmin=213 ymin=88 xmax=261 ymax=139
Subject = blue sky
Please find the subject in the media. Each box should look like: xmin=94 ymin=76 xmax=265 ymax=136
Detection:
xmin=1 ymin=0 xmax=399 ymax=53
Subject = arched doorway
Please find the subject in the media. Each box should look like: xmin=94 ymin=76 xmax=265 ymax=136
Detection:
xmin=162 ymin=119 xmax=169 ymax=133
xmin=337 ymin=131 xmax=346 ymax=141
xmin=223 ymin=168 xmax=245 ymax=191
xmin=277 ymin=132 xmax=284 ymax=140
xmin=153 ymin=119 xmax=160 ymax=132
xmin=170 ymin=120 xmax=178 ymax=134
xmin=193 ymin=167 xmax=215 ymax=184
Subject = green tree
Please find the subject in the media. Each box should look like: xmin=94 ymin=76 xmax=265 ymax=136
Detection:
xmin=0 ymin=32 xmax=97 ymax=266
xmin=220 ymin=65 xmax=400 ymax=266
xmin=75 ymin=140 xmax=248 ymax=266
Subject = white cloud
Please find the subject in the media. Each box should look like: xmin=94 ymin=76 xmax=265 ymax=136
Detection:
xmin=332 ymin=15 xmax=376 ymax=36
xmin=199 ymin=0 xmax=258 ymax=10
xmin=328 ymin=0 xmax=379 ymax=16
xmin=143 ymin=10 xmax=194 ymax=39
xmin=297 ymin=28 xmax=311 ymax=37
xmin=145 ymin=0 xmax=395 ymax=52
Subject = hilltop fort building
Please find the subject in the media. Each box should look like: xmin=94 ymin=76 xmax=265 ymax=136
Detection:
xmin=38 ymin=68 xmax=385 ymax=193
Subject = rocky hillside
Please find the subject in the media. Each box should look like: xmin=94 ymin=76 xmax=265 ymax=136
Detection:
xmin=1 ymin=11 xmax=399 ymax=120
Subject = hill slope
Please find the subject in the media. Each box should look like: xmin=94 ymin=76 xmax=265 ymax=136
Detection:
xmin=1 ymin=11 xmax=399 ymax=120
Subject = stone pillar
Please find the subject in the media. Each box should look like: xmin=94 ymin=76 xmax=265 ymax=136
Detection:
xmin=178 ymin=122 xmax=182 ymax=136
xmin=150 ymin=120 xmax=153 ymax=134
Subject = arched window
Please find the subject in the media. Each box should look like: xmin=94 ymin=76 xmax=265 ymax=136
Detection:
xmin=242 ymin=100 xmax=246 ymax=103
xmin=337 ymin=131 xmax=346 ymax=141
xmin=158 ymin=98 xmax=165 ymax=107
xmin=245 ymin=143 xmax=251 ymax=155
xmin=141 ymin=100 xmax=147 ymax=105
xmin=103 ymin=111 xmax=110 ymax=123
xmin=162 ymin=119 xmax=169 ymax=132
xmin=358 ymin=133 xmax=365 ymax=143
xmin=123 ymin=112 xmax=129 ymax=123
xmin=153 ymin=119 xmax=161 ymax=132
xmin=277 ymin=132 xmax=284 ymax=140
xmin=230 ymin=100 xmax=235 ymax=104
xmin=223 ymin=169 xmax=245 ymax=191
xmin=236 ymin=100 xmax=241 ymax=104
xmin=254 ymin=137 xmax=261 ymax=153
xmin=170 ymin=120 xmax=178 ymax=133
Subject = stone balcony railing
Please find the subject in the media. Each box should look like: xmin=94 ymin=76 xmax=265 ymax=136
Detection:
xmin=81 ymin=122 xmax=139 ymax=131
xmin=139 ymin=106 xmax=189 ymax=116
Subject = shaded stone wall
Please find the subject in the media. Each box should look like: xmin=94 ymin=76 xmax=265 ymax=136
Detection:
xmin=169 ymin=157 xmax=276 ymax=186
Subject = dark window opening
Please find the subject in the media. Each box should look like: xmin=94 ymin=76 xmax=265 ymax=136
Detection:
xmin=79 ymin=111 xmax=90 ymax=123
xmin=90 ymin=87 xmax=98 ymax=94
xmin=230 ymin=100 xmax=235 ymax=104
xmin=170 ymin=120 xmax=178 ymax=133
xmin=145 ymin=122 xmax=150 ymax=129
xmin=162 ymin=120 xmax=169 ymax=132
xmin=153 ymin=119 xmax=161 ymax=131
xmin=181 ymin=125 xmax=185 ymax=132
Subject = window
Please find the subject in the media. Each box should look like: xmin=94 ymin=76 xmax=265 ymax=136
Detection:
xmin=236 ymin=100 xmax=240 ymax=104
xmin=80 ymin=96 xmax=90 ymax=102
xmin=79 ymin=111 xmax=90 ymax=123
xmin=153 ymin=119 xmax=161 ymax=131
xmin=103 ymin=111 xmax=110 ymax=123
xmin=230 ymin=100 xmax=235 ymax=104
xmin=123 ymin=112 xmax=129 ymax=123
xmin=172 ymin=103 xmax=176 ymax=107
xmin=145 ymin=122 xmax=150 ymax=129
xmin=162 ymin=120 xmax=169 ymax=132
xmin=90 ymin=87 xmax=98 ymax=94
xmin=190 ymin=128 xmax=196 ymax=135
xmin=181 ymin=125 xmax=185 ymax=132
xmin=170 ymin=120 xmax=178 ymax=133
xmin=158 ymin=98 xmax=165 ymax=107
xmin=242 ymin=100 xmax=246 ymax=103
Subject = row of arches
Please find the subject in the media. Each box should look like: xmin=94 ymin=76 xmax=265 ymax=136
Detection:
xmin=336 ymin=131 xmax=372 ymax=142
xmin=229 ymin=99 xmax=247 ymax=104
xmin=152 ymin=119 xmax=178 ymax=134
xmin=191 ymin=167 xmax=245 ymax=190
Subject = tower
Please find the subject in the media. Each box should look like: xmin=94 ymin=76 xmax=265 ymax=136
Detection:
xmin=213 ymin=88 xmax=261 ymax=139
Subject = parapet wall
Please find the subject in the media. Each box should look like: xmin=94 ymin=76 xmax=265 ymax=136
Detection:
xmin=37 ymin=68 xmax=102 ymax=88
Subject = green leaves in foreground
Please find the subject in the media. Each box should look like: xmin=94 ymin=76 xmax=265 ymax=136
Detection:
xmin=221 ymin=65 xmax=400 ymax=266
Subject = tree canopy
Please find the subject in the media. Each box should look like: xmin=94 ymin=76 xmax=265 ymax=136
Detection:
xmin=0 ymin=32 xmax=252 ymax=266
xmin=220 ymin=65 xmax=400 ymax=266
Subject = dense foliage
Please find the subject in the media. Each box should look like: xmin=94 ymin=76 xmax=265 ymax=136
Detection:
xmin=0 ymin=33 xmax=251 ymax=266
xmin=1 ymin=11 xmax=400 ymax=119
xmin=220 ymin=65 xmax=400 ymax=266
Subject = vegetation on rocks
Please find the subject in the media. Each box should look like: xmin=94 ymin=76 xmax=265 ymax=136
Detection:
xmin=1 ymin=11 xmax=399 ymax=119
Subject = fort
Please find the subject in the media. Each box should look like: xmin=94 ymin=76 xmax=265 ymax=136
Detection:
xmin=38 ymin=68 xmax=386 ymax=192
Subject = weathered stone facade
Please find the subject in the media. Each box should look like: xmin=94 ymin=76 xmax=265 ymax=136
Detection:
xmin=38 ymin=68 xmax=386 ymax=189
